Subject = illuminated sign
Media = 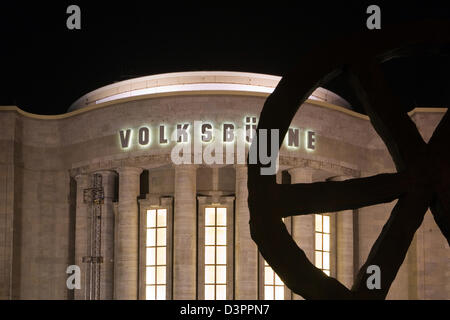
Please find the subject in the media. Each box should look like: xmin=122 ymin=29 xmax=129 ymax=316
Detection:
xmin=118 ymin=116 xmax=316 ymax=151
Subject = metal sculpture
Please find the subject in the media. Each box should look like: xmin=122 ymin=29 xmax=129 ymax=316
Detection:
xmin=248 ymin=21 xmax=450 ymax=299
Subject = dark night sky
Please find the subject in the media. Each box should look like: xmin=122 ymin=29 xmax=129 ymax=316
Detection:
xmin=0 ymin=1 xmax=449 ymax=115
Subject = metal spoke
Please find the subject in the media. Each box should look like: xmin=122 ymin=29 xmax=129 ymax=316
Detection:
xmin=277 ymin=173 xmax=409 ymax=217
xmin=349 ymin=61 xmax=427 ymax=171
xmin=427 ymin=109 xmax=450 ymax=244
xmin=430 ymin=188 xmax=450 ymax=245
xmin=352 ymin=192 xmax=430 ymax=299
xmin=429 ymin=110 xmax=450 ymax=154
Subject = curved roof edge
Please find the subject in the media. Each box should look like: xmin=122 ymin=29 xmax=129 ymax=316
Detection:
xmin=69 ymin=71 xmax=351 ymax=112
xmin=1 ymin=103 xmax=446 ymax=122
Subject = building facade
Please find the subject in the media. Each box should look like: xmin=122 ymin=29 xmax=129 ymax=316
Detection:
xmin=0 ymin=71 xmax=448 ymax=300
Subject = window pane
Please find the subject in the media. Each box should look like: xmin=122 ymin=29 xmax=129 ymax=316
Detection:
xmin=205 ymin=208 xmax=215 ymax=226
xmin=156 ymin=266 xmax=166 ymax=284
xmin=315 ymin=214 xmax=322 ymax=232
xmin=157 ymin=247 xmax=166 ymax=265
xmin=146 ymin=285 xmax=155 ymax=300
xmin=205 ymin=227 xmax=215 ymax=245
xmin=147 ymin=210 xmax=156 ymax=228
xmin=216 ymin=208 xmax=227 ymax=226
xmin=216 ymin=227 xmax=226 ymax=245
xmin=323 ymin=252 xmax=330 ymax=270
xmin=146 ymin=248 xmax=155 ymax=266
xmin=216 ymin=246 xmax=226 ymax=265
xmin=264 ymin=266 xmax=274 ymax=285
xmin=146 ymin=228 xmax=156 ymax=246
xmin=264 ymin=286 xmax=274 ymax=300
xmin=205 ymin=285 xmax=215 ymax=300
xmin=315 ymin=214 xmax=332 ymax=274
xmin=216 ymin=266 xmax=226 ymax=284
xmin=205 ymin=266 xmax=215 ymax=284
xmin=205 ymin=246 xmax=215 ymax=265
xmin=216 ymin=285 xmax=226 ymax=300
xmin=275 ymin=286 xmax=284 ymax=300
xmin=323 ymin=215 xmax=330 ymax=233
xmin=157 ymin=228 xmax=166 ymax=246
xmin=315 ymin=251 xmax=323 ymax=269
xmin=324 ymin=270 xmax=330 ymax=276
xmin=323 ymin=234 xmax=330 ymax=252
xmin=145 ymin=208 xmax=169 ymax=300
xmin=157 ymin=209 xmax=167 ymax=227
xmin=156 ymin=285 xmax=166 ymax=300
xmin=315 ymin=233 xmax=323 ymax=251
xmin=146 ymin=267 xmax=155 ymax=285
xmin=275 ymin=273 xmax=283 ymax=285
xmin=203 ymin=207 xmax=229 ymax=301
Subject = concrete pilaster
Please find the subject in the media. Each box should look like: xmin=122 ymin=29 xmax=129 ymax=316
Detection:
xmin=173 ymin=165 xmax=197 ymax=299
xmin=288 ymin=167 xmax=314 ymax=300
xmin=330 ymin=175 xmax=354 ymax=289
xmin=74 ymin=174 xmax=90 ymax=300
xmin=235 ymin=165 xmax=258 ymax=299
xmin=115 ymin=167 xmax=142 ymax=300
xmin=97 ymin=170 xmax=117 ymax=300
xmin=0 ymin=164 xmax=14 ymax=299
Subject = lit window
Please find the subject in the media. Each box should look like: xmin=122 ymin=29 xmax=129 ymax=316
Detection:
xmin=263 ymin=260 xmax=285 ymax=300
xmin=146 ymin=209 xmax=167 ymax=300
xmin=204 ymin=207 xmax=227 ymax=300
xmin=315 ymin=214 xmax=331 ymax=276
xmin=263 ymin=217 xmax=286 ymax=300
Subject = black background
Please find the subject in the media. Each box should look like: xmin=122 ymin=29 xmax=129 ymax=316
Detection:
xmin=1 ymin=1 xmax=449 ymax=115
xmin=0 ymin=300 xmax=449 ymax=317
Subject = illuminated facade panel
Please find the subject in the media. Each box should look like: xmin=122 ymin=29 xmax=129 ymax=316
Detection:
xmin=204 ymin=207 xmax=228 ymax=300
xmin=315 ymin=214 xmax=331 ymax=276
xmin=146 ymin=209 xmax=167 ymax=300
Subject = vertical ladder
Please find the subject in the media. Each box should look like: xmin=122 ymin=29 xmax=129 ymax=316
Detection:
xmin=82 ymin=174 xmax=104 ymax=300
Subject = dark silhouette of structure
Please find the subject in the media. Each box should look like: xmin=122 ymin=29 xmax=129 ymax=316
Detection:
xmin=248 ymin=21 xmax=450 ymax=299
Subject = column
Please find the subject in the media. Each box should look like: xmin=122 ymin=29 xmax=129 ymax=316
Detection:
xmin=97 ymin=170 xmax=117 ymax=300
xmin=74 ymin=174 xmax=90 ymax=300
xmin=288 ymin=167 xmax=315 ymax=300
xmin=115 ymin=167 xmax=142 ymax=300
xmin=235 ymin=165 xmax=258 ymax=299
xmin=330 ymin=175 xmax=354 ymax=289
xmin=173 ymin=165 xmax=197 ymax=299
xmin=0 ymin=162 xmax=14 ymax=299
